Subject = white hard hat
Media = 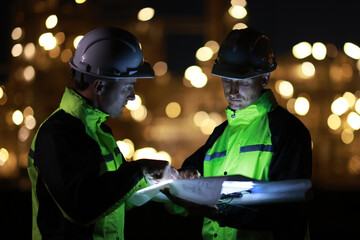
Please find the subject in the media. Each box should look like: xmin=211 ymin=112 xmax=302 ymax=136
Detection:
xmin=70 ymin=27 xmax=154 ymax=82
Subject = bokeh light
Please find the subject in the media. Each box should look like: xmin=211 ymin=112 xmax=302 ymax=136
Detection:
xmin=341 ymin=129 xmax=354 ymax=144
xmin=228 ymin=5 xmax=247 ymax=19
xmin=12 ymin=110 xmax=24 ymax=125
xmin=205 ymin=40 xmax=220 ymax=53
xmin=117 ymin=139 xmax=135 ymax=160
xmin=293 ymin=42 xmax=312 ymax=59
xmin=327 ymin=114 xmax=341 ymax=130
xmin=130 ymin=105 xmax=147 ymax=122
xmin=331 ymin=97 xmax=349 ymax=116
xmin=0 ymin=148 xmax=9 ymax=166
xmin=301 ymin=62 xmax=315 ymax=77
xmin=165 ymin=102 xmax=181 ymax=118
xmin=138 ymin=7 xmax=155 ymax=21
xmin=73 ymin=35 xmax=83 ymax=49
xmin=347 ymin=112 xmax=360 ymax=130
xmin=126 ymin=95 xmax=142 ymax=110
xmin=11 ymin=44 xmax=23 ymax=57
xmin=24 ymin=43 xmax=36 ymax=60
xmin=39 ymin=32 xmax=57 ymax=50
xmin=196 ymin=46 xmax=213 ymax=62
xmin=153 ymin=61 xmax=168 ymax=76
xmin=312 ymin=42 xmax=327 ymax=60
xmin=45 ymin=15 xmax=58 ymax=29
xmin=344 ymin=42 xmax=360 ymax=60
xmin=294 ymin=97 xmax=310 ymax=116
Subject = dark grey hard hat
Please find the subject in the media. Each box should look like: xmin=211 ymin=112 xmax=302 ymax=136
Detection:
xmin=212 ymin=28 xmax=277 ymax=79
xmin=69 ymin=27 xmax=154 ymax=82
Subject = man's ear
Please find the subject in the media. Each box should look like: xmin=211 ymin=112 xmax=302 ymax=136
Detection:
xmin=262 ymin=73 xmax=270 ymax=87
xmin=94 ymin=79 xmax=105 ymax=95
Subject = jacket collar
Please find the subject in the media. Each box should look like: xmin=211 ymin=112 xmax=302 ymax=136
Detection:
xmin=59 ymin=87 xmax=109 ymax=127
xmin=225 ymin=89 xmax=278 ymax=126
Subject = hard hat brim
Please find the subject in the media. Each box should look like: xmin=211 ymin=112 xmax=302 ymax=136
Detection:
xmin=211 ymin=61 xmax=276 ymax=79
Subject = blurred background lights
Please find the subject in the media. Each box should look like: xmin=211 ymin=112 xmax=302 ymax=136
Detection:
xmin=12 ymin=110 xmax=24 ymax=125
xmin=344 ymin=42 xmax=360 ymax=60
xmin=11 ymin=43 xmax=23 ymax=57
xmin=45 ymin=15 xmax=58 ymax=29
xmin=355 ymin=99 xmax=360 ymax=114
xmin=18 ymin=126 xmax=31 ymax=142
xmin=55 ymin=32 xmax=65 ymax=45
xmin=193 ymin=111 xmax=209 ymax=127
xmin=312 ymin=42 xmax=327 ymax=60
xmin=341 ymin=129 xmax=354 ymax=144
xmin=73 ymin=35 xmax=83 ymax=49
xmin=39 ymin=32 xmax=57 ymax=50
xmin=196 ymin=46 xmax=213 ymax=61
xmin=24 ymin=115 xmax=36 ymax=130
xmin=231 ymin=0 xmax=247 ymax=7
xmin=24 ymin=43 xmax=36 ymax=59
xmin=293 ymin=42 xmax=312 ymax=59
xmin=60 ymin=49 xmax=72 ymax=62
xmin=233 ymin=23 xmax=248 ymax=30
xmin=294 ymin=97 xmax=310 ymax=116
xmin=153 ymin=61 xmax=168 ymax=76
xmin=49 ymin=46 xmax=61 ymax=58
xmin=126 ymin=95 xmax=142 ymax=110
xmin=276 ymin=80 xmax=294 ymax=99
xmin=11 ymin=27 xmax=23 ymax=40
xmin=133 ymin=147 xmax=171 ymax=163
xmin=130 ymin=105 xmax=147 ymax=122
xmin=23 ymin=106 xmax=34 ymax=117
xmin=23 ymin=65 xmax=35 ymax=82
xmin=331 ymin=97 xmax=349 ymax=116
xmin=205 ymin=40 xmax=220 ymax=53
xmin=184 ymin=66 xmax=207 ymax=88
xmin=0 ymin=87 xmax=4 ymax=99
xmin=138 ymin=7 xmax=155 ymax=21
xmin=228 ymin=5 xmax=247 ymax=19
xmin=165 ymin=102 xmax=181 ymax=118
xmin=348 ymin=156 xmax=360 ymax=174
xmin=200 ymin=118 xmax=217 ymax=135
xmin=327 ymin=114 xmax=341 ymax=130
xmin=301 ymin=62 xmax=315 ymax=77
xmin=75 ymin=0 xmax=87 ymax=4
xmin=117 ymin=139 xmax=135 ymax=160
xmin=0 ymin=148 xmax=9 ymax=166
xmin=347 ymin=112 xmax=360 ymax=130
xmin=343 ymin=92 xmax=356 ymax=108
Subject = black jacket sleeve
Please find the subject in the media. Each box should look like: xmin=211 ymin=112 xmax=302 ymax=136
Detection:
xmin=34 ymin=111 xmax=144 ymax=224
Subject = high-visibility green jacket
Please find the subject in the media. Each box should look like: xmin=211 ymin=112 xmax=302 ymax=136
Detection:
xmin=27 ymin=88 xmax=147 ymax=240
xmin=182 ymin=89 xmax=312 ymax=240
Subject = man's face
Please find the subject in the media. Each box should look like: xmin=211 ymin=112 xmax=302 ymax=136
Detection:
xmin=221 ymin=75 xmax=268 ymax=110
xmin=97 ymin=78 xmax=136 ymax=118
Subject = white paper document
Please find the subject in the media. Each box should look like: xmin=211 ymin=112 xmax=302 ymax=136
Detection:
xmin=127 ymin=175 xmax=312 ymax=207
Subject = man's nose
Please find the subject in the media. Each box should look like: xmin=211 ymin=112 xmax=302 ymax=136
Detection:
xmin=230 ymin=81 xmax=240 ymax=95
xmin=128 ymin=88 xmax=136 ymax=100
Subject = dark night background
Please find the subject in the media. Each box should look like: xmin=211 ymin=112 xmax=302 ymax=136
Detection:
xmin=1 ymin=0 xmax=360 ymax=239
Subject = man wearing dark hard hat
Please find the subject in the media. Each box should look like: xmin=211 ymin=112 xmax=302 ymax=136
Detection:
xmin=27 ymin=27 xmax=169 ymax=239
xmin=165 ymin=28 xmax=312 ymax=239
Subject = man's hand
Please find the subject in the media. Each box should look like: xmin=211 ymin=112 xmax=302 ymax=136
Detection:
xmin=160 ymin=187 xmax=219 ymax=221
xmin=178 ymin=169 xmax=201 ymax=179
xmin=136 ymin=159 xmax=180 ymax=184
